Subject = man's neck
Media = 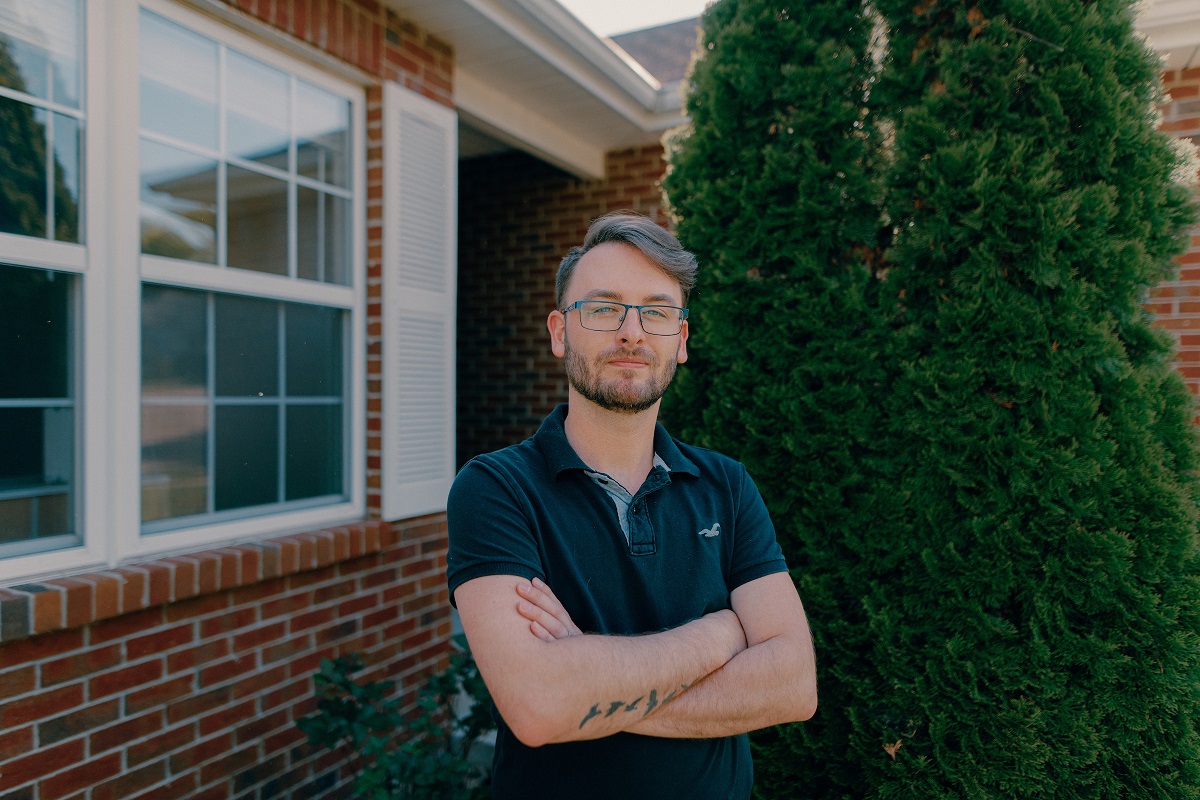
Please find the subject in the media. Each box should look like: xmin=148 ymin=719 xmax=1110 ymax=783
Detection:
xmin=563 ymin=391 xmax=659 ymax=495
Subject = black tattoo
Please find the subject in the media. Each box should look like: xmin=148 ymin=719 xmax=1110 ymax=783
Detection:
xmin=580 ymin=682 xmax=694 ymax=729
xmin=579 ymin=704 xmax=603 ymax=729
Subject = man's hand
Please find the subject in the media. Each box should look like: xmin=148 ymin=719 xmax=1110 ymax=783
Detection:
xmin=516 ymin=577 xmax=583 ymax=641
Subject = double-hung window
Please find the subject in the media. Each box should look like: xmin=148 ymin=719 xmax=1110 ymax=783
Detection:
xmin=0 ymin=0 xmax=365 ymax=580
xmin=137 ymin=5 xmax=360 ymax=538
xmin=0 ymin=0 xmax=84 ymax=562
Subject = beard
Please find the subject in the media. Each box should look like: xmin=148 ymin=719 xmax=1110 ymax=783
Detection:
xmin=564 ymin=335 xmax=679 ymax=414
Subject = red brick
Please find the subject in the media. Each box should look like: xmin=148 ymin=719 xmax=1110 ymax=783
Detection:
xmin=90 ymin=607 xmax=164 ymax=644
xmin=89 ymin=710 xmax=164 ymax=754
xmin=0 ymin=664 xmax=36 ymax=697
xmin=165 ymin=593 xmax=229 ymax=623
xmin=2 ymin=683 xmax=84 ymax=727
xmin=232 ymin=621 xmax=287 ymax=652
xmin=199 ymin=653 xmax=258 ymax=689
xmin=89 ymin=660 xmax=163 ymax=699
xmin=126 ymin=674 xmax=194 ymax=715
xmin=167 ymin=731 xmax=231 ymax=773
xmin=0 ymin=724 xmax=33 ymax=761
xmin=39 ymin=698 xmax=120 ymax=745
xmin=127 ymin=624 xmax=194 ymax=659
xmin=27 ymin=585 xmax=65 ymax=634
xmin=197 ymin=698 xmax=256 ymax=736
xmin=199 ymin=605 xmax=258 ymax=639
xmin=1 ymin=738 xmax=84 ymax=786
xmin=45 ymin=579 xmax=93 ymax=629
xmin=38 ymin=751 xmax=121 ymax=800
xmin=163 ymin=558 xmax=198 ymax=601
xmin=167 ymin=638 xmax=231 ymax=673
xmin=41 ymin=644 xmax=122 ymax=686
xmin=167 ymin=686 xmax=231 ymax=726
xmin=90 ymin=760 xmax=166 ymax=800
xmin=122 ymin=773 xmax=197 ymax=800
xmin=232 ymin=664 xmax=288 ymax=699
xmin=198 ymin=743 xmax=257 ymax=785
xmin=108 ymin=568 xmax=148 ymax=613
xmin=129 ymin=721 xmax=197 ymax=767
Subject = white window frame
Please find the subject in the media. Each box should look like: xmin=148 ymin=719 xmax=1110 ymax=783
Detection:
xmin=0 ymin=0 xmax=367 ymax=583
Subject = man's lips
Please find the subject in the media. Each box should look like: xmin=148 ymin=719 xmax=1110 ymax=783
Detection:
xmin=608 ymin=358 xmax=648 ymax=368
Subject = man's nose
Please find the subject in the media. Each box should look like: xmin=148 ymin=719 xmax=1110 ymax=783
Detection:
xmin=616 ymin=308 xmax=646 ymax=342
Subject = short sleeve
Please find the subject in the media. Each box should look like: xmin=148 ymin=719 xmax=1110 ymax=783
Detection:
xmin=728 ymin=466 xmax=788 ymax=590
xmin=446 ymin=458 xmax=544 ymax=607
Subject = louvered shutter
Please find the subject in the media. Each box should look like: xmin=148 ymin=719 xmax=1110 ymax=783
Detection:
xmin=381 ymin=84 xmax=458 ymax=520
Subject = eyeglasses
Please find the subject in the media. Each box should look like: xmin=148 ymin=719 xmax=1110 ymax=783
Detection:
xmin=564 ymin=300 xmax=689 ymax=336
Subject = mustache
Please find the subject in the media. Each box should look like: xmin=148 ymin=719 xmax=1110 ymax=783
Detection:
xmin=600 ymin=346 xmax=656 ymax=362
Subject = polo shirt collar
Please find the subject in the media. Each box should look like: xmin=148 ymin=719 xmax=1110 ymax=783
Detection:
xmin=535 ymin=403 xmax=701 ymax=478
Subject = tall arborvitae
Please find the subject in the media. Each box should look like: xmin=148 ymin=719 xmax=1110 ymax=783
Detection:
xmin=665 ymin=0 xmax=1200 ymax=796
xmin=861 ymin=0 xmax=1200 ymax=796
xmin=660 ymin=0 xmax=895 ymax=795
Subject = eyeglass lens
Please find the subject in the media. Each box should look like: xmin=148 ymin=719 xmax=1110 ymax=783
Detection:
xmin=576 ymin=301 xmax=684 ymax=335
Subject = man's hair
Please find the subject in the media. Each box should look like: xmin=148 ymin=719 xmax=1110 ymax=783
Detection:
xmin=555 ymin=211 xmax=698 ymax=309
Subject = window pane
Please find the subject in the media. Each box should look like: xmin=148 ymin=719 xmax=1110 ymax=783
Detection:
xmin=0 ymin=0 xmax=81 ymax=108
xmin=142 ymin=285 xmax=207 ymax=396
xmin=215 ymin=294 xmax=278 ymax=397
xmin=140 ymin=139 xmax=217 ymax=262
xmin=0 ymin=263 xmax=76 ymax=545
xmin=296 ymin=81 xmax=349 ymax=188
xmin=53 ymin=112 xmax=81 ymax=243
xmin=139 ymin=11 xmax=217 ymax=150
xmin=286 ymin=304 xmax=341 ymax=396
xmin=227 ymin=50 xmax=289 ymax=170
xmin=141 ymin=404 xmax=207 ymax=523
xmin=227 ymin=165 xmax=288 ymax=275
xmin=296 ymin=188 xmax=350 ymax=285
xmin=286 ymin=405 xmax=342 ymax=500
xmin=0 ymin=264 xmax=70 ymax=399
xmin=215 ymin=405 xmax=278 ymax=510
xmin=0 ymin=98 xmax=48 ymax=238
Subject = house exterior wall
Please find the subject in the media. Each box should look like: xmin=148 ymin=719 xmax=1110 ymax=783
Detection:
xmin=0 ymin=2 xmax=454 ymax=799
xmin=456 ymin=144 xmax=671 ymax=464
xmin=1147 ymin=67 xmax=1200 ymax=402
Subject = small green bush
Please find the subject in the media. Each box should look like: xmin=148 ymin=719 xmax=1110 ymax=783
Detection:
xmin=297 ymin=647 xmax=494 ymax=799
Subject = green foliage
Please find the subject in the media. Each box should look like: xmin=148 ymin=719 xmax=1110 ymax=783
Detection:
xmin=297 ymin=649 xmax=494 ymax=799
xmin=665 ymin=0 xmax=1200 ymax=797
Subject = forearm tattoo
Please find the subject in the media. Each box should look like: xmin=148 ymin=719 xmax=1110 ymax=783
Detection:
xmin=577 ymin=683 xmax=691 ymax=730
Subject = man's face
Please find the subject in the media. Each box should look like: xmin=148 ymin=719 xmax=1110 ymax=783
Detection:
xmin=548 ymin=242 xmax=689 ymax=414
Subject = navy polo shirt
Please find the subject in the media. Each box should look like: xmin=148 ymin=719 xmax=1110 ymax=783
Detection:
xmin=447 ymin=405 xmax=788 ymax=800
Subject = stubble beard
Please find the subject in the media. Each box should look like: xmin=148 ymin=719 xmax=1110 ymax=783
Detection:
xmin=564 ymin=336 xmax=678 ymax=415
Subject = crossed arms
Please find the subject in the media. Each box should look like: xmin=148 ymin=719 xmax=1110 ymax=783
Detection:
xmin=452 ymin=571 xmax=817 ymax=747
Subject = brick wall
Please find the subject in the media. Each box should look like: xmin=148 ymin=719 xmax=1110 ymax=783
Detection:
xmin=0 ymin=2 xmax=454 ymax=799
xmin=456 ymin=145 xmax=671 ymax=464
xmin=1148 ymin=67 xmax=1200 ymax=402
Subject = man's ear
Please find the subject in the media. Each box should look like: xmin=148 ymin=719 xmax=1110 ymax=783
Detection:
xmin=548 ymin=310 xmax=566 ymax=359
xmin=676 ymin=319 xmax=689 ymax=365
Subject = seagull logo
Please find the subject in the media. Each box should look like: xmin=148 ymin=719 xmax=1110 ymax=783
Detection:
xmin=698 ymin=523 xmax=721 ymax=538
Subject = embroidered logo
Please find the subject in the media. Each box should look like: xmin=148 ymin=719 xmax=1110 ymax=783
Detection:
xmin=698 ymin=523 xmax=721 ymax=538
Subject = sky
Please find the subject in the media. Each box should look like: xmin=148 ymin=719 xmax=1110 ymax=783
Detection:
xmin=555 ymin=0 xmax=713 ymax=37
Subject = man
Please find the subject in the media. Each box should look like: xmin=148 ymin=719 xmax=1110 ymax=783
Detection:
xmin=447 ymin=211 xmax=816 ymax=799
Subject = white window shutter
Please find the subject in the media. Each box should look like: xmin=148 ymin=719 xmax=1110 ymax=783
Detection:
xmin=381 ymin=84 xmax=458 ymax=520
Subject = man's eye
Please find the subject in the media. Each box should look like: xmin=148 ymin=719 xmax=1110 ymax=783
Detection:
xmin=586 ymin=304 xmax=620 ymax=316
xmin=642 ymin=307 xmax=670 ymax=320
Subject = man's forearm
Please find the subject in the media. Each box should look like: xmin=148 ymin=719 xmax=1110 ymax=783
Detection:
xmin=624 ymin=630 xmax=817 ymax=738
xmin=455 ymin=576 xmax=747 ymax=748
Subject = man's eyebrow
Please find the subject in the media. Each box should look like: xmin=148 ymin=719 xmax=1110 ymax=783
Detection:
xmin=579 ymin=289 xmax=680 ymax=304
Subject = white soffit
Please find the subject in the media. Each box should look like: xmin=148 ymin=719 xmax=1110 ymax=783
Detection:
xmin=391 ymin=0 xmax=683 ymax=179
xmin=1138 ymin=0 xmax=1200 ymax=71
